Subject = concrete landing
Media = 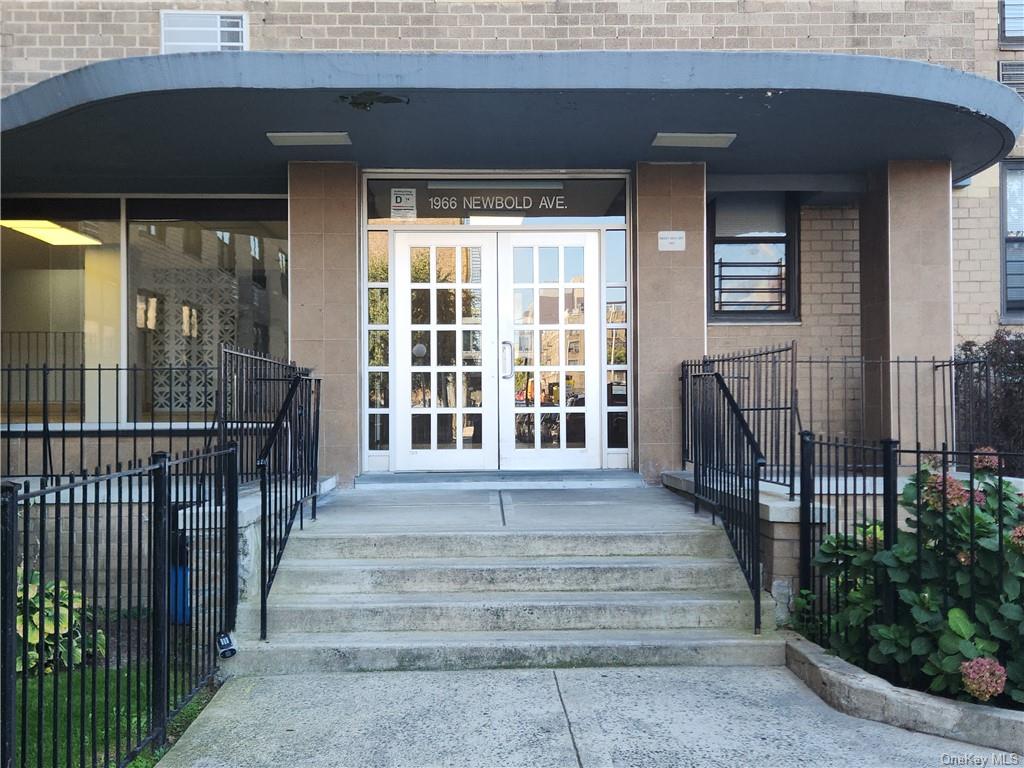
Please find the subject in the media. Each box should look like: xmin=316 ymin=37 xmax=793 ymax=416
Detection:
xmin=160 ymin=667 xmax=1008 ymax=768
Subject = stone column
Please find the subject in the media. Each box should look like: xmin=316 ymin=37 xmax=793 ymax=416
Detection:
xmin=635 ymin=163 xmax=707 ymax=482
xmin=859 ymin=160 xmax=954 ymax=444
xmin=288 ymin=162 xmax=360 ymax=485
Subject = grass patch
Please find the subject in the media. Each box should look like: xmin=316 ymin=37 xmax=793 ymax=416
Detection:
xmin=15 ymin=666 xmax=218 ymax=768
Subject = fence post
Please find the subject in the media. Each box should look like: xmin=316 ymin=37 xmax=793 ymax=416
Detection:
xmin=149 ymin=453 xmax=170 ymax=746
xmin=798 ymin=431 xmax=815 ymax=594
xmin=1 ymin=482 xmax=17 ymax=768
xmin=259 ymin=460 xmax=269 ymax=641
xmin=224 ymin=443 xmax=239 ymax=632
xmin=881 ymin=438 xmax=900 ymax=624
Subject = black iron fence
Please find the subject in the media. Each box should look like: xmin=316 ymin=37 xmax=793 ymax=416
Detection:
xmin=686 ymin=371 xmax=765 ymax=634
xmin=798 ymin=435 xmax=1024 ymax=700
xmin=0 ymin=444 xmax=239 ymax=768
xmin=257 ymin=374 xmax=321 ymax=640
xmin=1 ymin=332 xmax=84 ymax=372
xmin=683 ymin=343 xmax=997 ymax=499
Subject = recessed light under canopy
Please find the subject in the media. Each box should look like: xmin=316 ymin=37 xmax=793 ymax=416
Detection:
xmin=652 ymin=132 xmax=737 ymax=148
xmin=0 ymin=220 xmax=102 ymax=246
xmin=266 ymin=131 xmax=352 ymax=146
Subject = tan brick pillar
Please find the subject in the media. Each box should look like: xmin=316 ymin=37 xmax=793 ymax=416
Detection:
xmin=635 ymin=163 xmax=707 ymax=482
xmin=288 ymin=162 xmax=360 ymax=485
xmin=859 ymin=160 xmax=954 ymax=444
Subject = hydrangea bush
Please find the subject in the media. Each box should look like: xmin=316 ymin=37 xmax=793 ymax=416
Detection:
xmin=808 ymin=448 xmax=1024 ymax=707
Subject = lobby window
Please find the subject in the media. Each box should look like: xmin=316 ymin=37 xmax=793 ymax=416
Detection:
xmin=161 ymin=11 xmax=247 ymax=53
xmin=1003 ymin=163 xmax=1024 ymax=316
xmin=708 ymin=192 xmax=799 ymax=321
xmin=1002 ymin=1 xmax=1024 ymax=48
xmin=127 ymin=200 xmax=289 ymax=418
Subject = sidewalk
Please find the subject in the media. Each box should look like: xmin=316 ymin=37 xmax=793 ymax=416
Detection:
xmin=158 ymin=666 xmax=1009 ymax=768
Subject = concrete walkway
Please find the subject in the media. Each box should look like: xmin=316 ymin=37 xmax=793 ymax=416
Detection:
xmin=160 ymin=666 xmax=1009 ymax=768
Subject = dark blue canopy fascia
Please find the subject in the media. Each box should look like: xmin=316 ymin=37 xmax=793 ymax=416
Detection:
xmin=2 ymin=50 xmax=1022 ymax=193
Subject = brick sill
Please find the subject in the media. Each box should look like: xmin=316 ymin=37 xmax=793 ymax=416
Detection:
xmin=707 ymin=321 xmax=802 ymax=327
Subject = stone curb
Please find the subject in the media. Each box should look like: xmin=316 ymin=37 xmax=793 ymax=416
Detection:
xmin=786 ymin=636 xmax=1024 ymax=755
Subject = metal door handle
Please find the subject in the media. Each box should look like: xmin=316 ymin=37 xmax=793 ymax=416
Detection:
xmin=501 ymin=341 xmax=514 ymax=379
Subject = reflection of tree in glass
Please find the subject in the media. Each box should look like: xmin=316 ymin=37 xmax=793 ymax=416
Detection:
xmin=410 ymin=247 xmax=431 ymax=282
xmin=368 ymin=287 xmax=388 ymax=324
xmin=368 ymin=232 xmax=389 ymax=282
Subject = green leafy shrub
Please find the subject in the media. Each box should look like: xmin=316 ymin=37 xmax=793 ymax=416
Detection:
xmin=811 ymin=453 xmax=1024 ymax=706
xmin=15 ymin=568 xmax=106 ymax=673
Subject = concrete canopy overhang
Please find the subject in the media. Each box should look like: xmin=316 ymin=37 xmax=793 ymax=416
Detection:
xmin=2 ymin=51 xmax=1023 ymax=194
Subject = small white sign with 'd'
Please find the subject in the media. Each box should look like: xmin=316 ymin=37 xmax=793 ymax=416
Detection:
xmin=390 ymin=188 xmax=417 ymax=219
xmin=658 ymin=231 xmax=686 ymax=252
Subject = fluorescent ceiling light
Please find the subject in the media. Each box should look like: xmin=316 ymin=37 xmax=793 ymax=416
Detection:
xmin=0 ymin=220 xmax=102 ymax=246
xmin=266 ymin=132 xmax=351 ymax=146
xmin=652 ymin=132 xmax=737 ymax=148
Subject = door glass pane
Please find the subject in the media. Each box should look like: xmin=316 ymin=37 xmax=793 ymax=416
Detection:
xmin=410 ymin=247 xmax=430 ymax=282
xmin=436 ymin=372 xmax=456 ymax=408
xmin=565 ymin=330 xmax=584 ymax=366
xmin=515 ymin=371 xmax=534 ymax=407
xmin=605 ymin=230 xmax=627 ymax=283
xmin=565 ymin=371 xmax=585 ymax=406
xmin=463 ymin=372 xmax=482 ymax=407
xmin=437 ymin=330 xmax=456 ymax=366
xmin=368 ymin=372 xmax=389 ymax=407
xmin=538 ymin=288 xmax=559 ymax=324
xmin=436 ymin=289 xmax=456 ymax=324
xmin=368 ymin=231 xmax=389 ymax=282
xmin=606 ymin=287 xmax=627 ymax=323
xmin=540 ymin=414 xmax=560 ymax=448
xmin=608 ymin=412 xmax=628 ymax=449
xmin=462 ymin=289 xmax=481 ymax=323
xmin=606 ymin=329 xmax=627 ymax=365
xmin=463 ymin=414 xmax=482 ymax=449
xmin=565 ymin=413 xmax=586 ymax=449
xmin=540 ymin=331 xmax=559 ymax=365
xmin=369 ymin=330 xmax=389 ymax=366
xmin=410 ymin=289 xmax=430 ymax=324
xmin=369 ymin=414 xmax=389 ymax=450
xmin=436 ymin=247 xmax=455 ymax=283
xmin=564 ymin=247 xmax=584 ymax=283
xmin=513 ymin=247 xmax=533 ymax=283
xmin=607 ymin=371 xmax=628 ymax=406
xmin=563 ymin=288 xmax=584 ymax=324
xmin=514 ymin=288 xmax=535 ymax=323
xmin=540 ymin=372 xmax=559 ymax=407
xmin=368 ymin=288 xmax=388 ymax=324
xmin=515 ymin=331 xmax=534 ymax=366
xmin=461 ymin=247 xmax=481 ymax=283
xmin=462 ymin=331 xmax=482 ymax=366
xmin=411 ymin=414 xmax=431 ymax=449
xmin=411 ymin=330 xmax=430 ymax=365
xmin=538 ymin=247 xmax=559 ymax=283
xmin=515 ymin=413 xmax=534 ymax=448
xmin=437 ymin=414 xmax=457 ymax=449
xmin=410 ymin=372 xmax=431 ymax=407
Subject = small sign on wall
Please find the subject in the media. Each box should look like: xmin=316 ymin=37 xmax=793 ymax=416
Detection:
xmin=390 ymin=188 xmax=417 ymax=219
xmin=658 ymin=231 xmax=686 ymax=252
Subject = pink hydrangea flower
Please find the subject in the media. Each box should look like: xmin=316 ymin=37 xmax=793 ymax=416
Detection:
xmin=1010 ymin=525 xmax=1024 ymax=554
xmin=973 ymin=489 xmax=986 ymax=506
xmin=973 ymin=448 xmax=1001 ymax=472
xmin=922 ymin=473 xmax=968 ymax=510
xmin=960 ymin=657 xmax=1006 ymax=702
xmin=956 ymin=550 xmax=974 ymax=567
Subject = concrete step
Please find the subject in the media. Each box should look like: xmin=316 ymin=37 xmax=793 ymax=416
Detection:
xmin=256 ymin=590 xmax=772 ymax=633
xmin=224 ymin=628 xmax=786 ymax=675
xmin=284 ymin=529 xmax=735 ymax=560
xmin=270 ymin=556 xmax=749 ymax=594
xmin=353 ymin=470 xmax=647 ymax=490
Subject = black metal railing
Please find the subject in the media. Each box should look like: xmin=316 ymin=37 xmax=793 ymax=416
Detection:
xmin=687 ymin=371 xmax=765 ymax=634
xmin=2 ymin=364 xmax=217 ymax=479
xmin=798 ymin=435 xmax=1024 ymax=686
xmin=217 ymin=346 xmax=313 ymax=483
xmin=0 ymin=443 xmax=239 ymax=768
xmin=683 ymin=342 xmax=796 ymax=497
xmin=683 ymin=344 xmax=997 ymax=499
xmin=712 ymin=257 xmax=787 ymax=312
xmin=257 ymin=373 xmax=321 ymax=640
xmin=1 ymin=332 xmax=84 ymax=372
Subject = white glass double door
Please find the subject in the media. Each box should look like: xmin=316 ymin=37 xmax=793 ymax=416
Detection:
xmin=393 ymin=231 xmax=602 ymax=471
